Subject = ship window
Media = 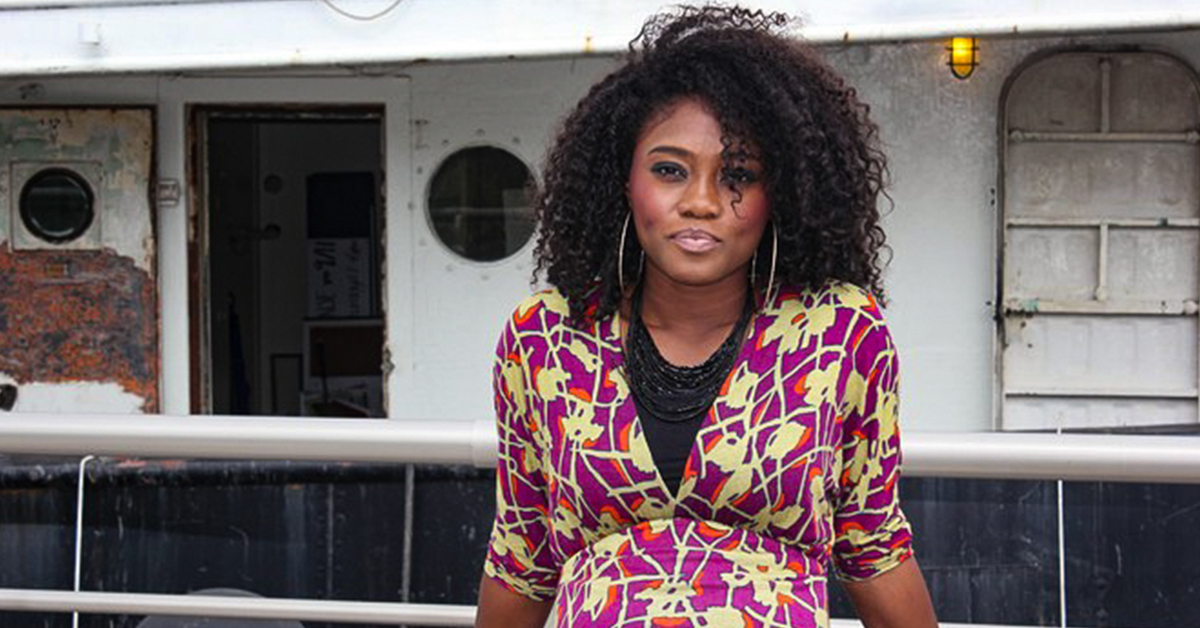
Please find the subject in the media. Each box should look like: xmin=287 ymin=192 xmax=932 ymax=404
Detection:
xmin=427 ymin=146 xmax=536 ymax=262
xmin=19 ymin=168 xmax=96 ymax=244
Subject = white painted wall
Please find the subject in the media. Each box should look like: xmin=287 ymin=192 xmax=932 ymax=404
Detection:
xmin=2 ymin=27 xmax=1198 ymax=431
xmin=398 ymin=58 xmax=615 ymax=421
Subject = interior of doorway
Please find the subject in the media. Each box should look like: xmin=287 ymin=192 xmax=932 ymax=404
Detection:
xmin=196 ymin=108 xmax=385 ymax=417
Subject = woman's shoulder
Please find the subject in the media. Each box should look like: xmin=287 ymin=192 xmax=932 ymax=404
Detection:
xmin=756 ymin=281 xmax=889 ymax=358
xmin=772 ymin=280 xmax=886 ymax=326
xmin=503 ymin=286 xmax=574 ymax=334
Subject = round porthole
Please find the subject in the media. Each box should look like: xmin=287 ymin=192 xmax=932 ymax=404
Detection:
xmin=427 ymin=146 xmax=536 ymax=262
xmin=19 ymin=168 xmax=96 ymax=244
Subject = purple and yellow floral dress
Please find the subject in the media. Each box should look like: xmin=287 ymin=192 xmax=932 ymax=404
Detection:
xmin=484 ymin=282 xmax=913 ymax=628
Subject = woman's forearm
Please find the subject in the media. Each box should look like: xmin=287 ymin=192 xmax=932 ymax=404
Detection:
xmin=475 ymin=574 xmax=554 ymax=628
xmin=842 ymin=557 xmax=939 ymax=628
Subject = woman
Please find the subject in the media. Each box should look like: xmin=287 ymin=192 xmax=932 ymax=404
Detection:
xmin=476 ymin=6 xmax=938 ymax=628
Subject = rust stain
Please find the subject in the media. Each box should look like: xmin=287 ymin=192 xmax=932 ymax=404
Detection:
xmin=0 ymin=244 xmax=158 ymax=412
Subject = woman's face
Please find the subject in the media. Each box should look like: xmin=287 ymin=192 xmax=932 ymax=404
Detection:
xmin=627 ymin=98 xmax=770 ymax=293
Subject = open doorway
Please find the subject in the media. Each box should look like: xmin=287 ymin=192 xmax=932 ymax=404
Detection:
xmin=193 ymin=108 xmax=385 ymax=417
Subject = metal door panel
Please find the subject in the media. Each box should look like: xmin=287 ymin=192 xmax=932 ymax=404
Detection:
xmin=0 ymin=108 xmax=157 ymax=413
xmin=1110 ymin=55 xmax=1200 ymax=132
xmin=1004 ymin=316 xmax=1197 ymax=394
xmin=1007 ymin=54 xmax=1101 ymax=132
xmin=1107 ymin=229 xmax=1199 ymax=300
xmin=1004 ymin=397 xmax=1196 ymax=430
xmin=1006 ymin=142 xmax=1199 ymax=220
xmin=1005 ymin=228 xmax=1098 ymax=300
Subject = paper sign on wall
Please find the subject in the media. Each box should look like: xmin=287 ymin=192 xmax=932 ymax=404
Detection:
xmin=306 ymin=238 xmax=371 ymax=318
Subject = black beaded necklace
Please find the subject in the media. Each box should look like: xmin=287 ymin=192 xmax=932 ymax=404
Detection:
xmin=625 ymin=282 xmax=755 ymax=423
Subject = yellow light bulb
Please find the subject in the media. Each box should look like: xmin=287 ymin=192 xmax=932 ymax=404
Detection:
xmin=948 ymin=37 xmax=978 ymax=79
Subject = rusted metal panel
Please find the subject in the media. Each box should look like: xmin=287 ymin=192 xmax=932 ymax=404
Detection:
xmin=0 ymin=246 xmax=158 ymax=411
xmin=0 ymin=108 xmax=158 ymax=413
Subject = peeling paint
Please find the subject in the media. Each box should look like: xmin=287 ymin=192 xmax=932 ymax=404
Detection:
xmin=0 ymin=378 xmax=144 ymax=414
xmin=0 ymin=244 xmax=157 ymax=411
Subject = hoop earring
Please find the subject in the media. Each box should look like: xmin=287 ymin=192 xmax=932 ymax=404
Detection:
xmin=765 ymin=223 xmax=778 ymax=307
xmin=751 ymin=245 xmax=758 ymax=285
xmin=619 ymin=213 xmax=638 ymax=295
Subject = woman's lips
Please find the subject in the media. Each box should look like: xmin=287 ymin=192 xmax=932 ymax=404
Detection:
xmin=670 ymin=228 xmax=720 ymax=253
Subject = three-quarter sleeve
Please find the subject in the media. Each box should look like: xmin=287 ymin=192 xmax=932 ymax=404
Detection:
xmin=832 ymin=318 xmax=914 ymax=581
xmin=482 ymin=316 xmax=560 ymax=601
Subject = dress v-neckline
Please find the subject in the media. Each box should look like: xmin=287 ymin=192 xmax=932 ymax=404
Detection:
xmin=609 ymin=306 xmax=761 ymax=506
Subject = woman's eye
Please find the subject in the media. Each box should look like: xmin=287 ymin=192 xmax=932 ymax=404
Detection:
xmin=651 ymin=163 xmax=687 ymax=180
xmin=721 ymin=167 xmax=760 ymax=185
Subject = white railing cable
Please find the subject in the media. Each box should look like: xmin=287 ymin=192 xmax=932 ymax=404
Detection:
xmin=0 ymin=413 xmax=1198 ymax=483
xmin=71 ymin=455 xmax=96 ymax=628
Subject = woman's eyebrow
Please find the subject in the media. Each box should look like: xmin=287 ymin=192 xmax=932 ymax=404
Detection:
xmin=647 ymin=145 xmax=692 ymax=158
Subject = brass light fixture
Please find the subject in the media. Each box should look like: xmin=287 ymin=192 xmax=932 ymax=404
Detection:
xmin=948 ymin=36 xmax=979 ymax=79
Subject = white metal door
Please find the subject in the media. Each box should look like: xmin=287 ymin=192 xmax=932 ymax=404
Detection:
xmin=1001 ymin=52 xmax=1200 ymax=429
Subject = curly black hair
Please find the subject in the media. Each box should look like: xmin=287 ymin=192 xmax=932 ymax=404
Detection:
xmin=533 ymin=4 xmax=890 ymax=326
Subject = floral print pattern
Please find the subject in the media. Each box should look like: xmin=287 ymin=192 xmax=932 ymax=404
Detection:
xmin=484 ymin=282 xmax=912 ymax=627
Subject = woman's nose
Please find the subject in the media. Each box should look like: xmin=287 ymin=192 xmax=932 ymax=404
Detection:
xmin=679 ymin=173 xmax=722 ymax=218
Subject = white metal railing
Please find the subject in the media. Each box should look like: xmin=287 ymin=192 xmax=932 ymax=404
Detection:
xmin=0 ymin=589 xmax=476 ymax=626
xmin=0 ymin=589 xmax=1090 ymax=628
xmin=1 ymin=413 xmax=1198 ymax=482
xmin=1 ymin=412 xmax=1196 ymax=626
